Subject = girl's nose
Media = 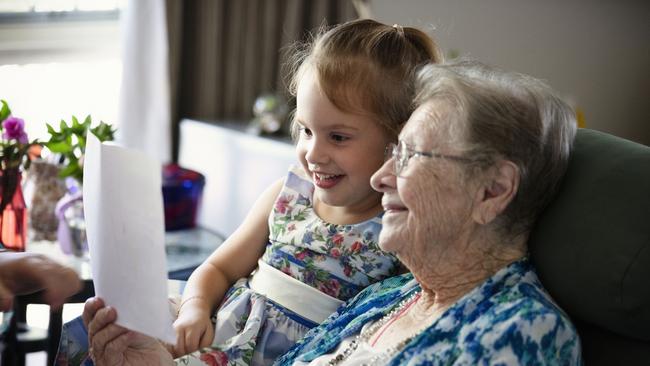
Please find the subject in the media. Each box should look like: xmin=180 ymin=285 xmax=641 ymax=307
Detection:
xmin=305 ymin=138 xmax=329 ymax=165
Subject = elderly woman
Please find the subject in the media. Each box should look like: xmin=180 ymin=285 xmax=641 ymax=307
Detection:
xmin=273 ymin=61 xmax=583 ymax=365
xmin=83 ymin=61 xmax=582 ymax=365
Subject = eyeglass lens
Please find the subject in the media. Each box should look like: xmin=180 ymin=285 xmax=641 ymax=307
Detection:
xmin=385 ymin=142 xmax=410 ymax=176
xmin=393 ymin=142 xmax=405 ymax=175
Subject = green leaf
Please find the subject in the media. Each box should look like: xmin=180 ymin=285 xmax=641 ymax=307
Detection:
xmin=83 ymin=115 xmax=92 ymax=128
xmin=71 ymin=116 xmax=86 ymax=135
xmin=47 ymin=134 xmax=66 ymax=143
xmin=77 ymin=135 xmax=86 ymax=151
xmin=46 ymin=141 xmax=73 ymax=153
xmin=46 ymin=123 xmax=57 ymax=135
xmin=58 ymin=163 xmax=81 ymax=178
xmin=45 ymin=115 xmax=115 ymax=184
xmin=0 ymin=100 xmax=11 ymax=122
xmin=59 ymin=119 xmax=69 ymax=131
xmin=91 ymin=121 xmax=116 ymax=142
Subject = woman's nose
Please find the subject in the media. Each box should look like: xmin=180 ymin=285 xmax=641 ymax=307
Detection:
xmin=371 ymin=158 xmax=396 ymax=193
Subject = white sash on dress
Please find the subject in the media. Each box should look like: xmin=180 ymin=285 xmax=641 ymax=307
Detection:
xmin=249 ymin=259 xmax=344 ymax=324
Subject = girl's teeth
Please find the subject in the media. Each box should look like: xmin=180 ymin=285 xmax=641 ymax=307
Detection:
xmin=317 ymin=173 xmax=336 ymax=180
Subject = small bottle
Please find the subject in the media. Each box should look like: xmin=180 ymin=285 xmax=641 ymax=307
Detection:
xmin=1 ymin=171 xmax=28 ymax=251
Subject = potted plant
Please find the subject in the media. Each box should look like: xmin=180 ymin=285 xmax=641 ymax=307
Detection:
xmin=45 ymin=115 xmax=116 ymax=185
xmin=44 ymin=115 xmax=116 ymax=255
xmin=0 ymin=100 xmax=39 ymax=250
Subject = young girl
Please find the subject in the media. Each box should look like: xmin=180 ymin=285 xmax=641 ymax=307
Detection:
xmin=57 ymin=19 xmax=441 ymax=366
xmin=171 ymin=19 xmax=441 ymax=365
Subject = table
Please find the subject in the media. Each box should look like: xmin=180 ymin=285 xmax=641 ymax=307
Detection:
xmin=24 ymin=226 xmax=224 ymax=281
xmin=1 ymin=227 xmax=224 ymax=366
xmin=164 ymin=227 xmax=225 ymax=280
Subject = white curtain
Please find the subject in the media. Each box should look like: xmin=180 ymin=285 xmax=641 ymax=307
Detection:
xmin=117 ymin=0 xmax=171 ymax=163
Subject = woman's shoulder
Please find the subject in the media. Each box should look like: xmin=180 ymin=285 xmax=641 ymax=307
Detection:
xmin=458 ymin=259 xmax=582 ymax=363
xmin=399 ymin=260 xmax=581 ymax=365
xmin=469 ymin=301 xmax=581 ymax=364
xmin=480 ymin=259 xmax=576 ymax=322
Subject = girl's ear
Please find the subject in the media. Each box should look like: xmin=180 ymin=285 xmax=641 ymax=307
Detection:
xmin=472 ymin=160 xmax=519 ymax=225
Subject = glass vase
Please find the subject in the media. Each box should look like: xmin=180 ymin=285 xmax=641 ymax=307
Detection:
xmin=26 ymin=159 xmax=67 ymax=241
xmin=0 ymin=169 xmax=27 ymax=251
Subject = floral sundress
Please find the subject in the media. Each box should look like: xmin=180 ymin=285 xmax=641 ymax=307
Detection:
xmin=177 ymin=166 xmax=403 ymax=365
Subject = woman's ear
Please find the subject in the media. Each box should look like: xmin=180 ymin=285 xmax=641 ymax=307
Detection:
xmin=472 ymin=160 xmax=519 ymax=225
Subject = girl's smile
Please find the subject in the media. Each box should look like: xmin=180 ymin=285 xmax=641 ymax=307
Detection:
xmin=312 ymin=172 xmax=345 ymax=189
xmin=294 ymin=69 xmax=390 ymax=223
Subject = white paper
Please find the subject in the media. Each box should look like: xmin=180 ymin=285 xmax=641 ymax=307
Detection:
xmin=83 ymin=134 xmax=176 ymax=344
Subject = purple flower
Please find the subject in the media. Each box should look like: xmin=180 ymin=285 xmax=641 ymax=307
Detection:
xmin=2 ymin=116 xmax=28 ymax=144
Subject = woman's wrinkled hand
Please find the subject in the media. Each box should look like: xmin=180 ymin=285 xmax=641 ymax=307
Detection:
xmin=172 ymin=303 xmax=215 ymax=357
xmin=83 ymin=297 xmax=174 ymax=366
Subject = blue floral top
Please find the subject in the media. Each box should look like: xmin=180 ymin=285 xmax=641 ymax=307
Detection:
xmin=275 ymin=258 xmax=582 ymax=366
xmin=262 ymin=166 xmax=403 ymax=301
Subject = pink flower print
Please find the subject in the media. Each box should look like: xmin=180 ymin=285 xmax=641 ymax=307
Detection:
xmin=295 ymin=250 xmax=308 ymax=261
xmin=288 ymin=223 xmax=296 ymax=231
xmin=330 ymin=247 xmax=341 ymax=258
xmin=343 ymin=265 xmax=353 ymax=277
xmin=350 ymin=241 xmax=362 ymax=253
xmin=275 ymin=194 xmax=293 ymax=214
xmin=2 ymin=116 xmax=28 ymax=143
xmin=199 ymin=350 xmax=229 ymax=366
xmin=319 ymin=279 xmax=341 ymax=298
xmin=281 ymin=266 xmax=292 ymax=275
xmin=332 ymin=233 xmax=344 ymax=246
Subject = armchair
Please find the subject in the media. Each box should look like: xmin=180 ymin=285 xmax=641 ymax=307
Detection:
xmin=529 ymin=128 xmax=650 ymax=365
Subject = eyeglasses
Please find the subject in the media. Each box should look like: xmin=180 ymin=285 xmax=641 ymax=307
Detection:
xmin=385 ymin=141 xmax=474 ymax=176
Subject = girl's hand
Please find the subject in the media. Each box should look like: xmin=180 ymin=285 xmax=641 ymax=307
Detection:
xmin=173 ymin=303 xmax=215 ymax=357
xmin=83 ymin=297 xmax=174 ymax=366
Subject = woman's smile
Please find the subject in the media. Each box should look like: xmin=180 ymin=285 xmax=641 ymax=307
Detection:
xmin=382 ymin=204 xmax=407 ymax=215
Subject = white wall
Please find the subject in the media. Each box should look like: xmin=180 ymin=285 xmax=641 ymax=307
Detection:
xmin=178 ymin=120 xmax=296 ymax=237
xmin=370 ymin=0 xmax=650 ymax=146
